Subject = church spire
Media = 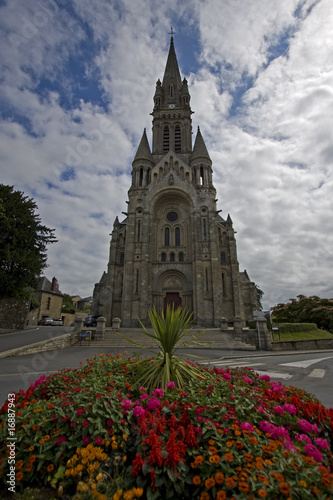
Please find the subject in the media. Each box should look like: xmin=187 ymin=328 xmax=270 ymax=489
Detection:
xmin=162 ymin=36 xmax=182 ymax=95
xmin=133 ymin=128 xmax=153 ymax=164
xmin=191 ymin=127 xmax=211 ymax=163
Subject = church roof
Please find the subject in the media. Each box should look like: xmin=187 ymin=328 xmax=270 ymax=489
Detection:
xmin=191 ymin=127 xmax=211 ymax=162
xmin=133 ymin=129 xmax=153 ymax=164
xmin=162 ymin=36 xmax=182 ymax=90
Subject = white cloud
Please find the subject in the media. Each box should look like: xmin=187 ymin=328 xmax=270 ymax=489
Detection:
xmin=0 ymin=0 xmax=332 ymax=310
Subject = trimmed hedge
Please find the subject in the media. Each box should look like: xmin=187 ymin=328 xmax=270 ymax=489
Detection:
xmin=276 ymin=323 xmax=318 ymax=334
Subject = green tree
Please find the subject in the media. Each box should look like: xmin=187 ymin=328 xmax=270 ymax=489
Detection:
xmin=0 ymin=185 xmax=57 ymax=298
xmin=272 ymin=295 xmax=333 ymax=332
xmin=62 ymin=294 xmax=75 ymax=314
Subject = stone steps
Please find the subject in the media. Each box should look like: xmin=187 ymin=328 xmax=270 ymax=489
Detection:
xmin=74 ymin=329 xmax=256 ymax=351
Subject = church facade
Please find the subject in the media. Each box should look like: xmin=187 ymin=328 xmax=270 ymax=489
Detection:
xmin=92 ymin=37 xmax=259 ymax=327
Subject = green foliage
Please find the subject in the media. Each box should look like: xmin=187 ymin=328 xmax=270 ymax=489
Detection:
xmin=277 ymin=323 xmax=319 ymax=334
xmin=118 ymin=306 xmax=213 ymax=393
xmin=1 ymin=355 xmax=333 ymax=499
xmin=272 ymin=295 xmax=333 ymax=332
xmin=0 ymin=185 xmax=57 ymax=299
xmin=61 ymin=294 xmax=75 ymax=314
xmin=254 ymin=283 xmax=264 ymax=310
xmin=29 ymin=296 xmax=40 ymax=311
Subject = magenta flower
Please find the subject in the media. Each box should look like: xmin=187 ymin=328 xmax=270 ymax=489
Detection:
xmin=133 ymin=406 xmax=146 ymax=418
xmin=242 ymin=376 xmax=253 ymax=385
xmin=295 ymin=433 xmax=312 ymax=445
xmin=240 ymin=422 xmax=255 ymax=432
xmin=95 ymin=437 xmax=103 ymax=445
xmin=82 ymin=419 xmax=90 ymax=427
xmin=314 ymin=438 xmax=329 ymax=450
xmin=147 ymin=397 xmax=161 ymax=411
xmin=166 ymin=382 xmax=175 ymax=388
xmin=121 ymin=399 xmax=132 ymax=410
xmin=304 ymin=443 xmax=323 ymax=463
xmin=57 ymin=435 xmax=67 ymax=446
xmin=223 ymin=373 xmax=232 ymax=381
xmin=153 ymin=388 xmax=164 ymax=398
xmin=273 ymin=405 xmax=284 ymax=415
xmin=297 ymin=419 xmax=318 ymax=433
xmin=283 ymin=403 xmax=297 ymax=415
xmin=76 ymin=408 xmax=85 ymax=415
xmin=83 ymin=436 xmax=91 ymax=445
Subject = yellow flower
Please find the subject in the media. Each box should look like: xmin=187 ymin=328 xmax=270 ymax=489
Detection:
xmin=134 ymin=488 xmax=143 ymax=497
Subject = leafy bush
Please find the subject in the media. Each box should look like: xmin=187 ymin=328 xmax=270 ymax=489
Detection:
xmin=277 ymin=323 xmax=319 ymax=334
xmin=118 ymin=306 xmax=213 ymax=393
xmin=1 ymin=354 xmax=333 ymax=499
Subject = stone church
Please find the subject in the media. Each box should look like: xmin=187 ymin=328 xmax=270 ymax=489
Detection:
xmin=92 ymin=36 xmax=259 ymax=327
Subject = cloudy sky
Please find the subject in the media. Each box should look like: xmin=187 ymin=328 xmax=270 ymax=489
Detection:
xmin=1 ymin=0 xmax=332 ymax=310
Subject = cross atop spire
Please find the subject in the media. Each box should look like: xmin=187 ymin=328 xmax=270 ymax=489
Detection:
xmin=169 ymin=26 xmax=175 ymax=37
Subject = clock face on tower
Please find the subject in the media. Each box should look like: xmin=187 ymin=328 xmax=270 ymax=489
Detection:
xmin=168 ymin=104 xmax=175 ymax=109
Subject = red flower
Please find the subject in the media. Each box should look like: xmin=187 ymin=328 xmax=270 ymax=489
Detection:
xmin=143 ymin=431 xmax=164 ymax=467
xmin=76 ymin=408 xmax=85 ymax=415
xmin=185 ymin=423 xmax=198 ymax=448
xmin=131 ymin=454 xmax=144 ymax=477
xmin=165 ymin=428 xmax=186 ymax=468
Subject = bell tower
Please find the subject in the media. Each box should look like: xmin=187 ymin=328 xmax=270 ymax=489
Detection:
xmin=92 ymin=33 xmax=260 ymax=328
xmin=151 ymin=36 xmax=193 ymax=161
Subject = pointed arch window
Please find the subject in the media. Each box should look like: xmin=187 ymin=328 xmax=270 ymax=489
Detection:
xmin=179 ymin=252 xmax=184 ymax=262
xmin=175 ymin=227 xmax=180 ymax=246
xmin=147 ymin=168 xmax=151 ymax=185
xmin=163 ymin=126 xmax=169 ymax=152
xmin=170 ymin=252 xmax=175 ymax=262
xmin=164 ymin=227 xmax=170 ymax=246
xmin=175 ymin=125 xmax=181 ymax=152
xmin=161 ymin=252 xmax=166 ymax=262
xmin=139 ymin=167 xmax=144 ymax=186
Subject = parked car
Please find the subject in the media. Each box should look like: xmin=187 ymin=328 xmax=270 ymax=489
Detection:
xmin=84 ymin=315 xmax=99 ymax=327
xmin=38 ymin=317 xmax=54 ymax=326
xmin=51 ymin=319 xmax=63 ymax=326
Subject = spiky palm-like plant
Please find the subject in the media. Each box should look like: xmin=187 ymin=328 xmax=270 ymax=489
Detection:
xmin=118 ymin=306 xmax=213 ymax=393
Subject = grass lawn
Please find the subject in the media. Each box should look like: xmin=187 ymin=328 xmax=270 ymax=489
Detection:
xmin=272 ymin=329 xmax=333 ymax=342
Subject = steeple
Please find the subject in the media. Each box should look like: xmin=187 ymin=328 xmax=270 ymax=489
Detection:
xmin=133 ymin=129 xmax=153 ymax=164
xmin=162 ymin=37 xmax=182 ymax=99
xmin=152 ymin=37 xmax=193 ymax=157
xmin=191 ymin=127 xmax=211 ymax=163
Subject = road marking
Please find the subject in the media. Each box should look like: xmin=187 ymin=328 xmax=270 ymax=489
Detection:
xmin=255 ymin=370 xmax=293 ymax=380
xmin=199 ymin=361 xmax=264 ymax=368
xmin=279 ymin=356 xmax=333 ymax=369
xmin=308 ymin=369 xmax=325 ymax=378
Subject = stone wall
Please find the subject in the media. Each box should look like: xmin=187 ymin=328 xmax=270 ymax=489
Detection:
xmin=0 ymin=332 xmax=77 ymax=358
xmin=272 ymin=338 xmax=333 ymax=351
xmin=0 ymin=298 xmax=29 ymax=330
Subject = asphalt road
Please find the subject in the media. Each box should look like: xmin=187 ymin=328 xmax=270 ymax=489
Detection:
xmin=0 ymin=326 xmax=72 ymax=353
xmin=0 ymin=342 xmax=332 ymax=409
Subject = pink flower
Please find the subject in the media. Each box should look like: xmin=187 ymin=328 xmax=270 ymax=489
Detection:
xmin=283 ymin=403 xmax=297 ymax=415
xmin=121 ymin=399 xmax=132 ymax=410
xmin=166 ymin=382 xmax=175 ymax=388
xmin=304 ymin=443 xmax=323 ymax=463
xmin=83 ymin=436 xmax=91 ymax=445
xmin=314 ymin=438 xmax=329 ymax=450
xmin=140 ymin=393 xmax=149 ymax=401
xmin=95 ymin=437 xmax=103 ymax=445
xmin=57 ymin=435 xmax=67 ymax=446
xmin=242 ymin=376 xmax=253 ymax=385
xmin=240 ymin=422 xmax=255 ymax=432
xmin=223 ymin=373 xmax=232 ymax=381
xmin=259 ymin=374 xmax=271 ymax=381
xmin=133 ymin=406 xmax=146 ymax=418
xmin=76 ymin=408 xmax=85 ymax=415
xmin=297 ymin=419 xmax=318 ymax=433
xmin=82 ymin=419 xmax=90 ymax=427
xmin=147 ymin=398 xmax=161 ymax=411
xmin=273 ymin=405 xmax=284 ymax=415
xmin=153 ymin=388 xmax=164 ymax=398
xmin=295 ymin=433 xmax=312 ymax=444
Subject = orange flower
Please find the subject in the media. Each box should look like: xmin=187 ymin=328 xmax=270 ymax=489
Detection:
xmin=200 ymin=493 xmax=209 ymax=500
xmin=258 ymin=489 xmax=267 ymax=497
xmin=16 ymin=472 xmax=24 ymax=481
xmin=205 ymin=477 xmax=215 ymax=489
xmin=193 ymin=475 xmax=201 ymax=485
xmin=216 ymin=491 xmax=227 ymax=500
xmin=209 ymin=446 xmax=218 ymax=454
xmin=209 ymin=454 xmax=220 ymax=464
xmin=208 ymin=439 xmax=216 ymax=445
xmin=224 ymin=453 xmax=233 ymax=462
xmin=279 ymin=482 xmax=291 ymax=495
xmin=47 ymin=464 xmax=55 ymax=472
xmin=249 ymin=436 xmax=258 ymax=445
xmin=29 ymin=446 xmax=34 ymax=451
xmin=15 ymin=460 xmax=24 ymax=470
xmin=215 ymin=472 xmax=225 ymax=484
xmin=238 ymin=481 xmax=249 ymax=492
xmin=225 ymin=477 xmax=236 ymax=488
xmin=299 ymin=481 xmax=307 ymax=488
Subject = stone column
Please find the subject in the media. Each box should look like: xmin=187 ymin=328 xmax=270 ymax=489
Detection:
xmin=257 ymin=317 xmax=272 ymax=350
xmin=112 ymin=317 xmax=121 ymax=332
xmin=95 ymin=316 xmax=106 ymax=340
xmin=220 ymin=317 xmax=228 ymax=331
xmin=73 ymin=317 xmax=84 ymax=333
xmin=233 ymin=316 xmax=243 ymax=338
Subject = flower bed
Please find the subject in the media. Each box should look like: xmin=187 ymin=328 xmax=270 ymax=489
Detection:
xmin=0 ymin=353 xmax=333 ymax=499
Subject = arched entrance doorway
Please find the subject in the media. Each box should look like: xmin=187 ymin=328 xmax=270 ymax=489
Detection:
xmin=164 ymin=292 xmax=182 ymax=313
